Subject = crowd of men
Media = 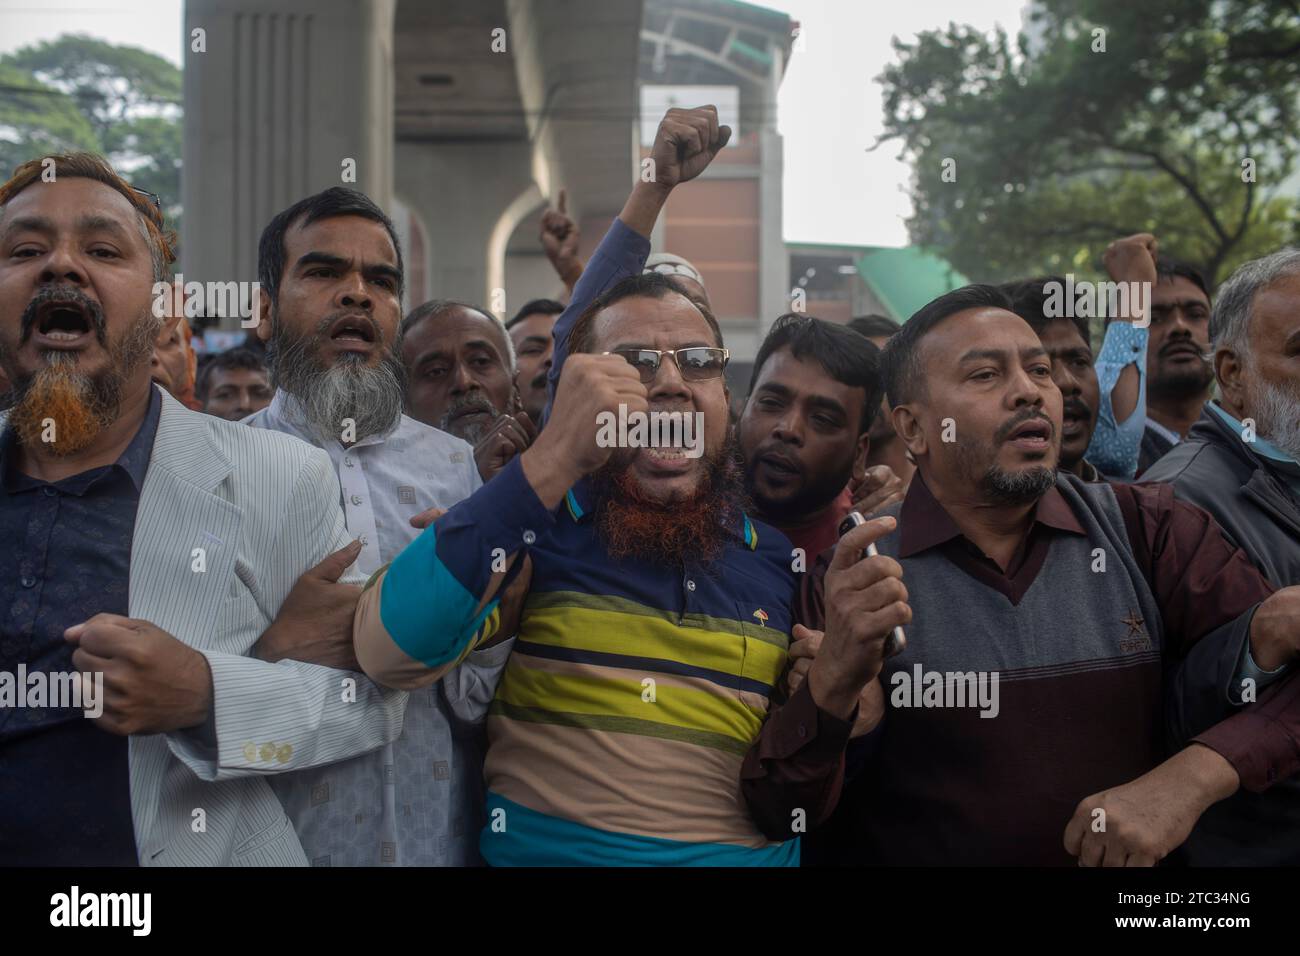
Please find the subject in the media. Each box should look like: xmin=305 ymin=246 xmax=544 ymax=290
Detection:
xmin=1 ymin=105 xmax=1298 ymax=867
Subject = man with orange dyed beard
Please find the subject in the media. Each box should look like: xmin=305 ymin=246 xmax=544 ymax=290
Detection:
xmin=0 ymin=153 xmax=401 ymax=866
xmin=353 ymin=108 xmax=910 ymax=866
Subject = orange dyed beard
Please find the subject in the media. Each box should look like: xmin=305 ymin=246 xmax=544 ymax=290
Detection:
xmin=8 ymin=354 xmax=120 ymax=455
xmin=593 ymin=439 xmax=747 ymax=567
xmin=6 ymin=310 xmax=157 ymax=457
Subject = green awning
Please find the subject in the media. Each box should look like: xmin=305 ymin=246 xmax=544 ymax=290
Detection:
xmin=854 ymin=247 xmax=970 ymax=323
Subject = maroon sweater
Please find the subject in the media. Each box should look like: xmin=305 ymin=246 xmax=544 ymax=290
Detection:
xmin=764 ymin=473 xmax=1283 ymax=864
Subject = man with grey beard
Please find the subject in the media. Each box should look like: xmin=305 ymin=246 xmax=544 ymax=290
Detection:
xmin=1145 ymin=248 xmax=1300 ymax=865
xmin=244 ymin=186 xmax=508 ymax=866
xmin=400 ymin=299 xmax=534 ymax=481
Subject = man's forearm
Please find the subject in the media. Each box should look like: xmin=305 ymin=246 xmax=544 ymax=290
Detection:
xmin=617 ymin=181 xmax=672 ymax=239
xmin=543 ymin=218 xmax=652 ymax=422
xmin=167 ymin=652 xmax=405 ymax=781
xmin=557 ymin=257 xmax=584 ymax=291
xmin=1178 ymin=742 xmax=1242 ymax=803
xmin=740 ymin=681 xmax=856 ymax=841
xmin=353 ymin=456 xmax=554 ymax=688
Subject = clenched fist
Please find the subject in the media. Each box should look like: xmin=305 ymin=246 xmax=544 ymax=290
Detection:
xmin=520 ymin=352 xmax=648 ymax=508
xmin=474 ymin=410 xmax=537 ymax=481
xmin=1064 ymin=744 xmax=1238 ymax=866
xmin=850 ymin=464 xmax=905 ymax=516
xmin=619 ymin=106 xmax=733 ymax=238
xmin=1103 ymin=233 xmax=1159 ymax=287
xmin=65 ymin=614 xmax=213 ymax=736
xmin=645 ymin=106 xmax=732 ymax=192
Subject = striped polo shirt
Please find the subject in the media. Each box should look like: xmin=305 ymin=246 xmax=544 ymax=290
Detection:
xmin=354 ymin=455 xmax=800 ymax=866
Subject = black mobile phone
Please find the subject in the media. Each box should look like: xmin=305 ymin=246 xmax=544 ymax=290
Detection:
xmin=837 ymin=511 xmax=906 ymax=658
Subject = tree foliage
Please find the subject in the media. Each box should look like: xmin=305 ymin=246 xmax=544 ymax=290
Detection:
xmin=877 ymin=0 xmax=1300 ymax=286
xmin=0 ymin=34 xmax=181 ymax=225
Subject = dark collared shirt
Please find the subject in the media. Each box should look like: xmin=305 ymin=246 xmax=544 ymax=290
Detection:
xmin=830 ymin=471 xmax=1273 ymax=649
xmin=0 ymin=387 xmax=161 ymax=865
xmin=790 ymin=468 xmax=1279 ymax=863
xmin=892 ymin=472 xmax=1088 ymax=606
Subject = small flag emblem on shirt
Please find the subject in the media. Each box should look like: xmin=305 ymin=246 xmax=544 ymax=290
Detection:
xmin=752 ymin=609 xmax=768 ymax=626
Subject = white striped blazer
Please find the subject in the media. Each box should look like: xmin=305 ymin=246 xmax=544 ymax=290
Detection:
xmin=36 ymin=388 xmax=406 ymax=865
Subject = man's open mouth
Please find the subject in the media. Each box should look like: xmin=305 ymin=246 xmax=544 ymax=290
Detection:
xmin=645 ymin=446 xmax=690 ymax=461
xmin=35 ymin=299 xmax=95 ymax=342
xmin=1005 ymin=418 xmax=1053 ymax=447
xmin=756 ymin=450 xmax=801 ymax=477
xmin=328 ymin=314 xmax=377 ymax=344
xmin=1062 ymin=405 xmax=1091 ymax=438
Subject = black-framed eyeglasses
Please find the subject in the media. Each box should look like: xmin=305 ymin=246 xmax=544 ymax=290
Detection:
xmin=130 ymin=185 xmax=163 ymax=211
xmin=605 ymin=346 xmax=729 ymax=383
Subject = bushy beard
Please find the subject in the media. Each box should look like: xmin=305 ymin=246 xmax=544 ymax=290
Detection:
xmin=3 ymin=287 xmax=158 ymax=456
xmin=1249 ymin=368 xmax=1300 ymax=462
xmin=266 ymin=312 xmax=406 ymax=445
xmin=591 ymin=436 xmax=748 ymax=567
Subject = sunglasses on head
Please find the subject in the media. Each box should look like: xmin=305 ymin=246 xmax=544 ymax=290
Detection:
xmin=130 ymin=185 xmax=163 ymax=211
xmin=604 ymin=346 xmax=729 ymax=383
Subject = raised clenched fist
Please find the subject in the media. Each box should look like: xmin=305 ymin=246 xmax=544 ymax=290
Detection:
xmin=646 ymin=106 xmax=732 ymax=191
xmin=520 ymin=353 xmax=648 ymax=505
xmin=1103 ymin=233 xmax=1159 ymax=286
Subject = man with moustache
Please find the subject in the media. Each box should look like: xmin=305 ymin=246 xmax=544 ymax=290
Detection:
xmin=1146 ymin=248 xmax=1300 ymax=865
xmin=353 ymin=106 xmax=908 ymax=865
xmin=1065 ymin=234 xmax=1209 ymax=480
xmin=1139 ymin=257 xmax=1215 ymax=473
xmin=739 ymin=313 xmax=901 ymax=558
xmin=244 ymin=186 xmax=503 ymax=866
xmin=1002 ymin=279 xmax=1103 ymax=480
xmin=401 ymin=299 xmax=535 ymax=481
xmin=0 ymin=154 xmax=402 ymax=866
xmin=505 ymin=298 xmax=564 ymax=423
xmin=353 ymin=272 xmax=907 ymax=866
xmin=790 ymin=284 xmax=1300 ymax=866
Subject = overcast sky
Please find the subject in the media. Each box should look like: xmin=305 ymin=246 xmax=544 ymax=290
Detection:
xmin=0 ymin=0 xmax=1028 ymax=248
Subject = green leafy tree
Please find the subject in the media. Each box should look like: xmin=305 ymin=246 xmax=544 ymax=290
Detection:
xmin=877 ymin=0 xmax=1300 ymax=286
xmin=0 ymin=34 xmax=181 ymax=226
xmin=0 ymin=63 xmax=101 ymax=176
